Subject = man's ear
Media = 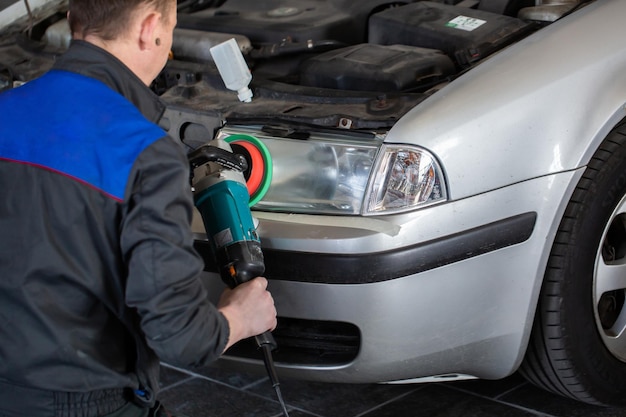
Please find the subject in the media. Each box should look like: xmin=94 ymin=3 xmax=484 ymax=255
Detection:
xmin=66 ymin=11 xmax=72 ymax=35
xmin=67 ymin=11 xmax=79 ymax=39
xmin=138 ymin=11 xmax=160 ymax=51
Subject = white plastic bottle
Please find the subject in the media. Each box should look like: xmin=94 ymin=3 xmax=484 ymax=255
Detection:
xmin=209 ymin=38 xmax=253 ymax=102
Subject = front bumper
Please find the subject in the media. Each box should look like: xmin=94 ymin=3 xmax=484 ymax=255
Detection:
xmin=197 ymin=212 xmax=536 ymax=285
xmin=195 ymin=169 xmax=582 ymax=383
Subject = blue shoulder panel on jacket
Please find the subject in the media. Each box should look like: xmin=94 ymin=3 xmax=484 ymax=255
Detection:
xmin=0 ymin=70 xmax=165 ymax=201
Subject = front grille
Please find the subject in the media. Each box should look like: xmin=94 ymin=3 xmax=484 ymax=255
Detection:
xmin=226 ymin=317 xmax=361 ymax=366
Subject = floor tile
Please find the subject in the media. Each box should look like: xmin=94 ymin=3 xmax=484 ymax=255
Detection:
xmin=158 ymin=376 xmax=291 ymax=417
xmin=247 ymin=377 xmax=418 ymax=417
xmin=357 ymin=384 xmax=540 ymax=417
xmin=160 ymin=364 xmax=195 ymax=388
xmin=184 ymin=362 xmax=267 ymax=389
xmin=156 ymin=364 xmax=626 ymax=417
xmin=497 ymin=383 xmax=626 ymax=417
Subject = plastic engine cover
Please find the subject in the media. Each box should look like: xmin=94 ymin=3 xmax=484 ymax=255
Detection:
xmin=177 ymin=0 xmax=364 ymax=45
xmin=299 ymin=43 xmax=455 ymax=92
xmin=368 ymin=1 xmax=532 ymax=66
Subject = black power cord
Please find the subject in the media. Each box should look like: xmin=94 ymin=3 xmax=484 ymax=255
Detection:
xmin=261 ymin=344 xmax=290 ymax=417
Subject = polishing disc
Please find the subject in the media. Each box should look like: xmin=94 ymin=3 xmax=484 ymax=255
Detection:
xmin=225 ymin=134 xmax=273 ymax=207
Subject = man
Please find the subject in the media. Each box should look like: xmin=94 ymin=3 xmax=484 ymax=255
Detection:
xmin=0 ymin=0 xmax=277 ymax=416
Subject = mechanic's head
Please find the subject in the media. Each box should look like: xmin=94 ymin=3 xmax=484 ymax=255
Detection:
xmin=68 ymin=0 xmax=176 ymax=84
xmin=68 ymin=0 xmax=174 ymax=40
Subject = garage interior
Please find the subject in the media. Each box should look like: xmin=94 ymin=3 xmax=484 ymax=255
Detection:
xmin=156 ymin=363 xmax=623 ymax=416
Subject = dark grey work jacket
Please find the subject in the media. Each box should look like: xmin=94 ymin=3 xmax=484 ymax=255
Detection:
xmin=0 ymin=41 xmax=229 ymax=414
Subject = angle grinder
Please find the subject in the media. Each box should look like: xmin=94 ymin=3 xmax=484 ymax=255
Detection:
xmin=188 ymin=135 xmax=288 ymax=416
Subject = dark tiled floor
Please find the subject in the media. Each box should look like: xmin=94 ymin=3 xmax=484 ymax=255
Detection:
xmin=157 ymin=363 xmax=626 ymax=417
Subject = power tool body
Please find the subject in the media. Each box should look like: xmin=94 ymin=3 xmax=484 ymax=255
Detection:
xmin=189 ymin=139 xmax=288 ymax=416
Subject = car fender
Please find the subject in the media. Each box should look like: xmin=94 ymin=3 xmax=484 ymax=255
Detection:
xmin=387 ymin=0 xmax=626 ymax=201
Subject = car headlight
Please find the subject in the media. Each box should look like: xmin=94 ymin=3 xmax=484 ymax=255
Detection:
xmin=216 ymin=126 xmax=447 ymax=215
xmin=364 ymin=144 xmax=447 ymax=215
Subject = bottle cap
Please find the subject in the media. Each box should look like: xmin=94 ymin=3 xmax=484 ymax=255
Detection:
xmin=237 ymin=87 xmax=253 ymax=103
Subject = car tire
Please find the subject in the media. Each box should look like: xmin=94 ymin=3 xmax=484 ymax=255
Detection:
xmin=520 ymin=118 xmax=626 ymax=406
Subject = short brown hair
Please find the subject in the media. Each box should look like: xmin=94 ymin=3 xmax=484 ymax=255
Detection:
xmin=68 ymin=0 xmax=173 ymax=40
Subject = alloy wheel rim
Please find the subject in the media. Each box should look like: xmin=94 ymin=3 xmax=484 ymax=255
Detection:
xmin=594 ymin=194 xmax=626 ymax=362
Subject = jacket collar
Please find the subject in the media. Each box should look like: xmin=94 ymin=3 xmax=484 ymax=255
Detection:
xmin=53 ymin=40 xmax=165 ymax=124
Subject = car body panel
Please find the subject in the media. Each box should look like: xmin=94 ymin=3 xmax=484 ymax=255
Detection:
xmin=390 ymin=0 xmax=626 ymax=200
xmin=195 ymin=167 xmax=584 ymax=381
xmin=185 ymin=4 xmax=626 ymax=379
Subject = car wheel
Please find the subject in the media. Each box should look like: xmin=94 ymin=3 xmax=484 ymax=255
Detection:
xmin=520 ymin=118 xmax=626 ymax=406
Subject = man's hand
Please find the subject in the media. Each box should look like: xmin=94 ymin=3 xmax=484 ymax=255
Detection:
xmin=217 ymin=277 xmax=277 ymax=352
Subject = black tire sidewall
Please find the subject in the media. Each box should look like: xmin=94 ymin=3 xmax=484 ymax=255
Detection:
xmin=549 ymin=125 xmax=626 ymax=404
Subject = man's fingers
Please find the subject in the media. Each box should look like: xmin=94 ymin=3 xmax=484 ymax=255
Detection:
xmin=253 ymin=276 xmax=268 ymax=289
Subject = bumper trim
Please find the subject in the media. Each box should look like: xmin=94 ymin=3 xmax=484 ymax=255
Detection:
xmin=196 ymin=212 xmax=537 ymax=284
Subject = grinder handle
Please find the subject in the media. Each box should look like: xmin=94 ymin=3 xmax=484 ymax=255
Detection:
xmin=188 ymin=144 xmax=248 ymax=172
xmin=226 ymin=269 xmax=278 ymax=352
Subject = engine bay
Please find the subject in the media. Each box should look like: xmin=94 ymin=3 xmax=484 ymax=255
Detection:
xmin=0 ymin=0 xmax=586 ymax=150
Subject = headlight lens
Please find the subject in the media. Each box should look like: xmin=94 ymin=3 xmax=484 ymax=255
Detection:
xmin=364 ymin=144 xmax=447 ymax=215
xmin=217 ymin=127 xmax=447 ymax=215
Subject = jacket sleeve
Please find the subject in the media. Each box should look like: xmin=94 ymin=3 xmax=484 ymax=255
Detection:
xmin=120 ymin=135 xmax=229 ymax=367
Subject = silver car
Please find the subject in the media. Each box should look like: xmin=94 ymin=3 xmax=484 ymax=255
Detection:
xmin=2 ymin=0 xmax=625 ymax=407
